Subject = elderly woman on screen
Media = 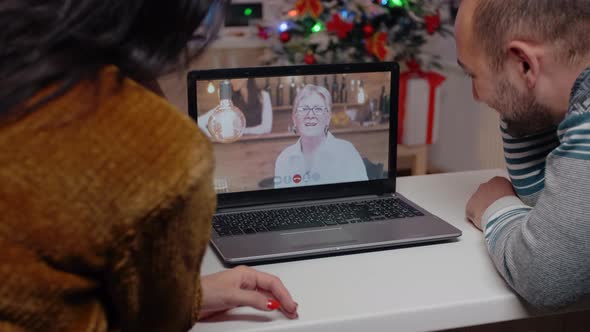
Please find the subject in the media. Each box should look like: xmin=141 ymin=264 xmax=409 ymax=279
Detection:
xmin=274 ymin=84 xmax=368 ymax=188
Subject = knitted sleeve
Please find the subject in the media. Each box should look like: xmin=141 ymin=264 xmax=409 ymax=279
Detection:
xmin=481 ymin=112 xmax=590 ymax=308
xmin=500 ymin=122 xmax=559 ymax=206
xmin=104 ymin=154 xmax=215 ymax=332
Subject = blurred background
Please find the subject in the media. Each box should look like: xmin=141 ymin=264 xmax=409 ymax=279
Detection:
xmin=158 ymin=0 xmax=505 ymax=176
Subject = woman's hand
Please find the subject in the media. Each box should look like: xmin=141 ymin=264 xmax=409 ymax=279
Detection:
xmin=199 ymin=266 xmax=299 ymax=320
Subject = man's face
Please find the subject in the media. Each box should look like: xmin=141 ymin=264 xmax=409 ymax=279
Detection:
xmin=455 ymin=0 xmax=555 ymax=137
xmin=486 ymin=75 xmax=555 ymax=137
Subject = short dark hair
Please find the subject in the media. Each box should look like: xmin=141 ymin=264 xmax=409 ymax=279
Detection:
xmin=0 ymin=0 xmax=225 ymax=120
xmin=473 ymin=0 xmax=590 ymax=71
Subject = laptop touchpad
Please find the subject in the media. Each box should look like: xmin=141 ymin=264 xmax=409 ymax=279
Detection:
xmin=281 ymin=228 xmax=358 ymax=250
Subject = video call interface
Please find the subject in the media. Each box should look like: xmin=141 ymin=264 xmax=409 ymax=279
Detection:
xmin=195 ymin=71 xmax=392 ymax=194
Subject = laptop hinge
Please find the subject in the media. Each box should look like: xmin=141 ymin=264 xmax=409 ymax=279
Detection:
xmin=217 ymin=193 xmax=397 ymax=213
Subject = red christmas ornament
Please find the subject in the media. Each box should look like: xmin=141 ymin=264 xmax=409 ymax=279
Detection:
xmin=304 ymin=51 xmax=317 ymax=65
xmin=280 ymin=31 xmax=291 ymax=43
xmin=363 ymin=24 xmax=375 ymax=37
xmin=257 ymin=25 xmax=269 ymax=40
xmin=327 ymin=14 xmax=354 ymax=39
xmin=425 ymin=11 xmax=441 ymax=35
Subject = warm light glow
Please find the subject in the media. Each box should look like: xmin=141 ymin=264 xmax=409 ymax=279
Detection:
xmin=288 ymin=9 xmax=299 ymax=17
xmin=207 ymin=101 xmax=246 ymax=143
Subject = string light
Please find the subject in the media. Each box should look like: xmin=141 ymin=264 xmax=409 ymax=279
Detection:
xmin=279 ymin=22 xmax=289 ymax=32
xmin=389 ymin=0 xmax=405 ymax=7
xmin=311 ymin=22 xmax=324 ymax=33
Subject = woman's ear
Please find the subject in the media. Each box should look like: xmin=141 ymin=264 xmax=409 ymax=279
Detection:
xmin=507 ymin=40 xmax=542 ymax=89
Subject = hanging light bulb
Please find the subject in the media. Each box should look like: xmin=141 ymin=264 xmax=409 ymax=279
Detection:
xmin=207 ymin=81 xmax=215 ymax=94
xmin=207 ymin=80 xmax=246 ymax=143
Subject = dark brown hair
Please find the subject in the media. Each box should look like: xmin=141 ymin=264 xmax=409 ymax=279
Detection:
xmin=473 ymin=0 xmax=590 ymax=71
xmin=0 ymin=0 xmax=226 ymax=120
xmin=232 ymin=79 xmax=263 ymax=127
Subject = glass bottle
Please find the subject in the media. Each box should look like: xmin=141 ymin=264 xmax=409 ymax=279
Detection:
xmin=331 ymin=74 xmax=339 ymax=103
xmin=264 ymin=77 xmax=273 ymax=105
xmin=379 ymin=86 xmax=386 ymax=113
xmin=289 ymin=77 xmax=297 ymax=105
xmin=369 ymin=98 xmax=381 ymax=123
xmin=357 ymin=79 xmax=366 ymax=104
xmin=340 ymin=74 xmax=348 ymax=103
xmin=298 ymin=76 xmax=307 ymax=94
xmin=276 ymin=78 xmax=284 ymax=106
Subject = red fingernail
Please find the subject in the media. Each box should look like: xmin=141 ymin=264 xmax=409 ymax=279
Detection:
xmin=267 ymin=299 xmax=280 ymax=310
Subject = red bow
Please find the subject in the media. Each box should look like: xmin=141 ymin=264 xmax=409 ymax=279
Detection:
xmin=398 ymin=60 xmax=446 ymax=144
xmin=424 ymin=11 xmax=441 ymax=35
xmin=257 ymin=25 xmax=269 ymax=40
xmin=327 ymin=14 xmax=353 ymax=39
xmin=295 ymin=0 xmax=324 ymax=19
xmin=365 ymin=32 xmax=388 ymax=61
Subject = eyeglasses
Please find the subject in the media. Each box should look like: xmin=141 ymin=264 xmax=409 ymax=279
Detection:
xmin=295 ymin=106 xmax=329 ymax=115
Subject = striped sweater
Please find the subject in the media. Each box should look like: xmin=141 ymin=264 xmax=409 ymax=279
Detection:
xmin=481 ymin=67 xmax=590 ymax=308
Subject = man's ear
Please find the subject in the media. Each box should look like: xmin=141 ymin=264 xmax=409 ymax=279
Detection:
xmin=507 ymin=40 xmax=542 ymax=89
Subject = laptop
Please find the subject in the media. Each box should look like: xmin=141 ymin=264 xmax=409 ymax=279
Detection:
xmin=187 ymin=62 xmax=461 ymax=265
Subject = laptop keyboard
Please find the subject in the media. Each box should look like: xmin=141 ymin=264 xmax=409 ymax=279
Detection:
xmin=212 ymin=198 xmax=424 ymax=237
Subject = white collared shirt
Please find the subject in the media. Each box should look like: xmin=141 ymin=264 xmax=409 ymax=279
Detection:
xmin=274 ymin=133 xmax=368 ymax=188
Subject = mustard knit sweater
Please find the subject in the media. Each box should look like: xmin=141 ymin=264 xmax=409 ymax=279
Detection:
xmin=0 ymin=66 xmax=215 ymax=331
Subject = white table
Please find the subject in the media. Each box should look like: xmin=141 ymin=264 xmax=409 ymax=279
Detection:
xmin=191 ymin=170 xmax=586 ymax=332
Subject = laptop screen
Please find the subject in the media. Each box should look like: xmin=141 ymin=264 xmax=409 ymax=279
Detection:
xmin=194 ymin=70 xmax=392 ymax=194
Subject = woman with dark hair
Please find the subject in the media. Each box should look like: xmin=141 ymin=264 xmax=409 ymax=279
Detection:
xmin=198 ymin=78 xmax=273 ymax=136
xmin=0 ymin=1 xmax=297 ymax=331
xmin=234 ymin=78 xmax=273 ymax=135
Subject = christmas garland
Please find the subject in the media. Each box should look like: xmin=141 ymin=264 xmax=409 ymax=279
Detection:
xmin=258 ymin=0 xmax=452 ymax=66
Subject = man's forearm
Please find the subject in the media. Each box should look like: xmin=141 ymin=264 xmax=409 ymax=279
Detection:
xmin=482 ymin=115 xmax=590 ymax=308
xmin=500 ymin=124 xmax=559 ymax=206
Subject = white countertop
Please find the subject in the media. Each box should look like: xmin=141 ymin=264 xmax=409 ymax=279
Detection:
xmin=190 ymin=169 xmax=581 ymax=332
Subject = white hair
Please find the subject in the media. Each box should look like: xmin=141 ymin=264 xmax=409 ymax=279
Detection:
xmin=292 ymin=84 xmax=332 ymax=113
